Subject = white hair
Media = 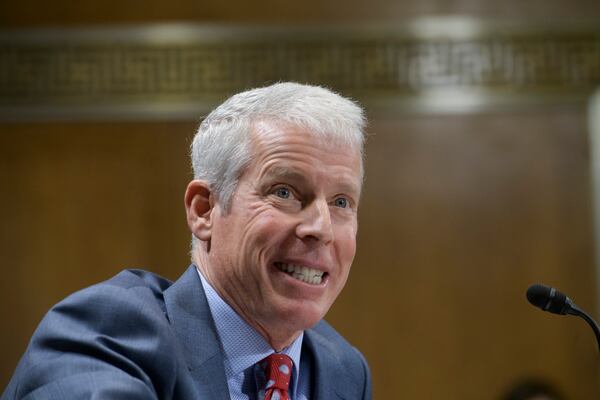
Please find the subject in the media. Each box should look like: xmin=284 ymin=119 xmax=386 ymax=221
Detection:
xmin=190 ymin=82 xmax=366 ymax=210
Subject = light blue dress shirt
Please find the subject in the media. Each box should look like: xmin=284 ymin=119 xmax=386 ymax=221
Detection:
xmin=197 ymin=267 xmax=311 ymax=399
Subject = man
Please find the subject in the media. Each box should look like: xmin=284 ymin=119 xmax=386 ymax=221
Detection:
xmin=2 ymin=82 xmax=371 ymax=399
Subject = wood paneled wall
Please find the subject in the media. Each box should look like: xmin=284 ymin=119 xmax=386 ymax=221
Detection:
xmin=0 ymin=122 xmax=196 ymax=388
xmin=329 ymin=108 xmax=599 ymax=398
xmin=2 ymin=0 xmax=600 ymax=398
xmin=1 ymin=107 xmax=598 ymax=398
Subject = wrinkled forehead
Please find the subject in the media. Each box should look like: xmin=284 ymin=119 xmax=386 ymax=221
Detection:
xmin=244 ymin=119 xmax=364 ymax=197
xmin=254 ymin=117 xmax=361 ymax=144
xmin=250 ymin=119 xmax=363 ymax=167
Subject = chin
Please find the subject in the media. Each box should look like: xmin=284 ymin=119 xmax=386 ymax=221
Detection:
xmin=276 ymin=302 xmax=329 ymax=332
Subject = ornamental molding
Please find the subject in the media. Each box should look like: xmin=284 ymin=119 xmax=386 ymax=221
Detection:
xmin=1 ymin=19 xmax=600 ymax=119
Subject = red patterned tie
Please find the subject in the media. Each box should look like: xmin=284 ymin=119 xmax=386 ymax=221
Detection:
xmin=260 ymin=353 xmax=293 ymax=400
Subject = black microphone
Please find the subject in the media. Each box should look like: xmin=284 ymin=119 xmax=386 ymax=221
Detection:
xmin=526 ymin=283 xmax=600 ymax=352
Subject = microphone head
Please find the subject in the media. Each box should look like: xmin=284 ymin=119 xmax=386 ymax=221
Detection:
xmin=526 ymin=283 xmax=571 ymax=315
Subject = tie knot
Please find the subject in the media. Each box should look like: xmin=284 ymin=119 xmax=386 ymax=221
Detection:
xmin=260 ymin=353 xmax=293 ymax=393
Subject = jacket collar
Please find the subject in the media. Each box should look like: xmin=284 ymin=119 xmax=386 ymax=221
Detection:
xmin=163 ymin=265 xmax=230 ymax=399
xmin=305 ymin=326 xmax=363 ymax=400
xmin=164 ymin=265 xmax=359 ymax=400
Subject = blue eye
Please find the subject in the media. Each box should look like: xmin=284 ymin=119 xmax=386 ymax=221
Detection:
xmin=274 ymin=187 xmax=291 ymax=199
xmin=334 ymin=197 xmax=348 ymax=208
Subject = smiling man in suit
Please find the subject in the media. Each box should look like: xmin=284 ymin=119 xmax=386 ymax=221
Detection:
xmin=3 ymin=82 xmax=371 ymax=400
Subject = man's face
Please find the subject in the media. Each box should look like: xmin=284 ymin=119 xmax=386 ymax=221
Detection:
xmin=205 ymin=120 xmax=361 ymax=346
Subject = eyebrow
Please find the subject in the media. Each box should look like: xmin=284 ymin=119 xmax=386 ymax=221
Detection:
xmin=262 ymin=166 xmax=309 ymax=185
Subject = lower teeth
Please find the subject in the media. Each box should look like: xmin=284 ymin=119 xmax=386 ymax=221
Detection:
xmin=276 ymin=263 xmax=322 ymax=285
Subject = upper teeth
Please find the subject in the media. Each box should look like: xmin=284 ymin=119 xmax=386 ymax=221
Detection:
xmin=275 ymin=262 xmax=324 ymax=285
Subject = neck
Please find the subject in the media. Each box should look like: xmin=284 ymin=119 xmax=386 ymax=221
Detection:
xmin=192 ymin=250 xmax=302 ymax=351
xmin=253 ymin=322 xmax=302 ymax=352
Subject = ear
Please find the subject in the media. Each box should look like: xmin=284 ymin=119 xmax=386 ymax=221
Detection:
xmin=184 ymin=180 xmax=215 ymax=242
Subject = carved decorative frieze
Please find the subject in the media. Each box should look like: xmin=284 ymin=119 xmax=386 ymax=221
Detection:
xmin=1 ymin=22 xmax=600 ymax=119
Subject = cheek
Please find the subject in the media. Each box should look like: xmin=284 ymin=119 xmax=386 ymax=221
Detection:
xmin=241 ymin=212 xmax=285 ymax=256
xmin=336 ymin=226 xmax=358 ymax=264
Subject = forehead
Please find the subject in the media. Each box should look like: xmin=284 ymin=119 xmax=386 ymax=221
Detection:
xmin=252 ymin=118 xmax=360 ymax=147
xmin=248 ymin=120 xmax=363 ymax=190
xmin=251 ymin=119 xmax=360 ymax=159
xmin=250 ymin=119 xmax=362 ymax=161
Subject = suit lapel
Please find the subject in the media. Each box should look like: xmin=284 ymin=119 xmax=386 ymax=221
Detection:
xmin=304 ymin=328 xmax=359 ymax=400
xmin=163 ymin=266 xmax=361 ymax=399
xmin=163 ymin=265 xmax=230 ymax=399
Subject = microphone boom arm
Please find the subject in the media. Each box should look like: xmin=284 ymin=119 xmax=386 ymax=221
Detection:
xmin=526 ymin=283 xmax=600 ymax=353
xmin=568 ymin=304 xmax=600 ymax=352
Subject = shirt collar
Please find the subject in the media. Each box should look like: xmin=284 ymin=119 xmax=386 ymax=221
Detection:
xmin=196 ymin=266 xmax=303 ymax=392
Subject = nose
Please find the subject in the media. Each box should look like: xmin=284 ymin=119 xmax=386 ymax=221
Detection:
xmin=296 ymin=199 xmax=334 ymax=244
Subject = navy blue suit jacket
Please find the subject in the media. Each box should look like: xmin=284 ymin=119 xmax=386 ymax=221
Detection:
xmin=2 ymin=266 xmax=371 ymax=399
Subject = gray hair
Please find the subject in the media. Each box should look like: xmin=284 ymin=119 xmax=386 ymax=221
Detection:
xmin=190 ymin=82 xmax=366 ymax=210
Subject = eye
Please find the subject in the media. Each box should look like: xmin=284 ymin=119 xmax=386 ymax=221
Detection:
xmin=274 ymin=186 xmax=291 ymax=199
xmin=334 ymin=197 xmax=349 ymax=208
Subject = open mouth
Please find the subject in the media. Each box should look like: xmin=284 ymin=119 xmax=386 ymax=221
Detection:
xmin=274 ymin=262 xmax=327 ymax=285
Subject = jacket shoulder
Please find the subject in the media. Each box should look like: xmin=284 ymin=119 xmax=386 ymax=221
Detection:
xmin=4 ymin=269 xmax=180 ymax=400
xmin=99 ymin=268 xmax=173 ymax=308
xmin=105 ymin=268 xmax=173 ymax=289
xmin=48 ymin=269 xmax=174 ymax=324
xmin=309 ymin=319 xmax=364 ymax=362
xmin=308 ymin=320 xmax=372 ymax=399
